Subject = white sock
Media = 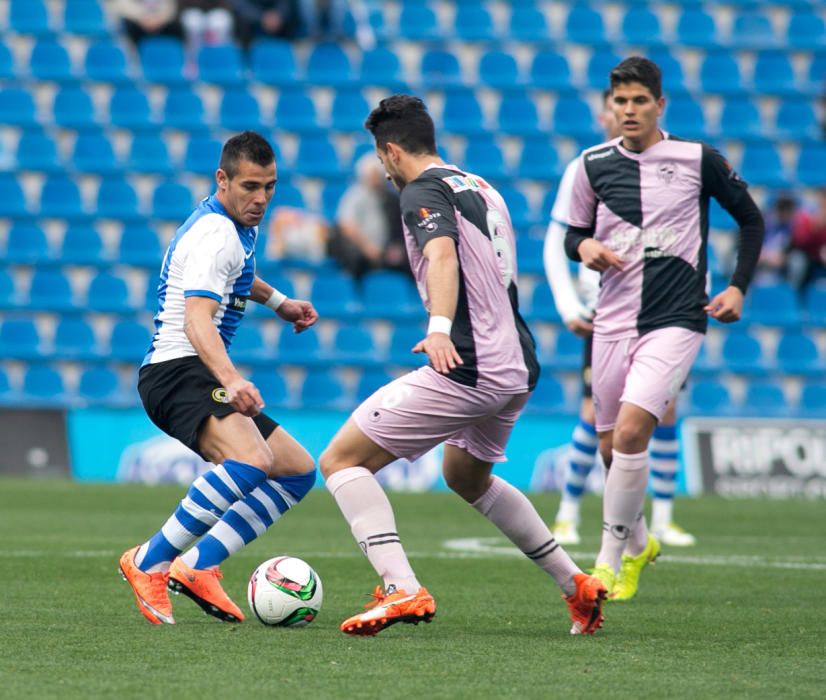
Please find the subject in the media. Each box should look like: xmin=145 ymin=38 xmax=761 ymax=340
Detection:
xmin=326 ymin=467 xmax=419 ymax=593
xmin=626 ymin=512 xmax=649 ymax=558
xmin=473 ymin=476 xmax=580 ymax=595
xmin=651 ymin=498 xmax=673 ymax=531
xmin=596 ymin=450 xmax=649 ymax=573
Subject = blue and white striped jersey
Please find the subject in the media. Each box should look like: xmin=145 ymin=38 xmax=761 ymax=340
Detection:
xmin=142 ymin=194 xmax=257 ymax=366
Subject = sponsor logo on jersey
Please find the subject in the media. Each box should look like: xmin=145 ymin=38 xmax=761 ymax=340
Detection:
xmin=586 ymin=148 xmax=615 ymax=161
xmin=416 ymin=208 xmax=442 ymax=233
xmin=442 ymin=174 xmax=489 ymax=192
xmin=229 ymin=294 xmax=247 ymax=310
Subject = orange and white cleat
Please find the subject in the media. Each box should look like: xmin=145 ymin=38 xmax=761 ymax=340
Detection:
xmin=341 ymin=585 xmax=436 ymax=636
xmin=168 ymin=558 xmax=245 ymax=623
xmin=119 ymin=546 xmax=175 ymax=625
xmin=565 ymin=573 xmax=607 ymax=636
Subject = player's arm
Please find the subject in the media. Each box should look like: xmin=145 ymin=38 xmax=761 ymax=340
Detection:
xmin=251 ymin=275 xmax=318 ymax=333
xmin=700 ymin=144 xmax=765 ymax=323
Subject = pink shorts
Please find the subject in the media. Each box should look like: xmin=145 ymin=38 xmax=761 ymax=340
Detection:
xmin=352 ymin=366 xmax=529 ymax=463
xmin=592 ymin=327 xmax=704 ymax=432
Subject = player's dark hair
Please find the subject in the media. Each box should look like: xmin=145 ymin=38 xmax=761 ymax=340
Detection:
xmin=219 ymin=131 xmax=275 ymax=178
xmin=610 ymin=56 xmax=662 ymax=100
xmin=364 ymin=94 xmax=437 ymax=155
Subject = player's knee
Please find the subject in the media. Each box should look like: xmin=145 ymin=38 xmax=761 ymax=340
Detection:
xmin=613 ymin=423 xmax=649 ymax=453
xmin=273 ymin=467 xmax=317 ymax=503
xmin=318 ymin=447 xmax=340 ymax=479
xmin=274 ymin=444 xmax=315 ymax=476
xmin=237 ymin=445 xmax=274 ymax=472
xmin=444 ymin=470 xmax=489 ymax=503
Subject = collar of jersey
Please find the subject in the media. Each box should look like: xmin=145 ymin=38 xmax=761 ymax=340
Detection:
xmin=204 ymin=193 xmax=257 ymax=250
xmin=614 ymin=129 xmax=670 ymax=159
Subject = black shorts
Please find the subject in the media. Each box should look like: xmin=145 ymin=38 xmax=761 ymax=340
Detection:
xmin=138 ymin=356 xmax=279 ymax=459
xmin=581 ymin=334 xmax=594 ymax=399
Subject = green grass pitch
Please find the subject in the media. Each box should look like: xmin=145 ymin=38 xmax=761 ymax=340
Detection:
xmin=1 ymin=478 xmax=824 ymax=699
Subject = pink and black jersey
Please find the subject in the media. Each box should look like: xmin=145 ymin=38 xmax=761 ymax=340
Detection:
xmin=565 ymin=133 xmax=764 ymax=340
xmin=400 ymin=164 xmax=539 ymax=393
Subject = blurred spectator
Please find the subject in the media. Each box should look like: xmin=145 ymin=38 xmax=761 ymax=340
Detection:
xmin=180 ymin=1 xmax=235 ymax=51
xmin=790 ymin=187 xmax=826 ymax=289
xmin=328 ymin=155 xmax=407 ymax=280
xmin=298 ymin=0 xmax=347 ymax=40
xmin=229 ymin=0 xmax=298 ymax=47
xmin=266 ymin=206 xmax=329 ymax=263
xmin=114 ymin=0 xmax=183 ymax=46
xmin=756 ymin=193 xmax=797 ymax=283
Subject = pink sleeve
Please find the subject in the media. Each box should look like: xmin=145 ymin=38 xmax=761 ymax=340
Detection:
xmin=566 ymin=154 xmax=598 ymax=229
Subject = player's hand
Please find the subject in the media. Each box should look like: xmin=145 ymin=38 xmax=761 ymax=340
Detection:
xmin=276 ymin=299 xmax=319 ymax=333
xmin=578 ymin=239 xmax=624 ymax=272
xmin=224 ymin=376 xmax=264 ymax=417
xmin=412 ymin=332 xmax=464 ymax=375
xmin=705 ymin=286 xmax=744 ymax=323
xmin=566 ymin=317 xmax=594 ymax=337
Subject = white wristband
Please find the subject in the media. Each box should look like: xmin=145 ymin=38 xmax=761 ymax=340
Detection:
xmin=427 ymin=315 xmax=452 ymax=335
xmin=264 ymin=288 xmax=287 ymax=311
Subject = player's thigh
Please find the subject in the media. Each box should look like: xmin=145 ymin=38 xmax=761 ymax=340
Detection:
xmin=198 ymin=412 xmax=273 ymax=470
xmin=265 ymin=426 xmax=315 ymax=477
xmin=318 ymin=416 xmax=398 ymax=477
xmin=592 ymin=337 xmax=631 ymax=433
xmin=442 ymin=444 xmax=494 ymax=502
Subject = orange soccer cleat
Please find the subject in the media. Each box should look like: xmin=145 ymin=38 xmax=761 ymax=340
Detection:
xmin=168 ymin=558 xmax=245 ymax=623
xmin=340 ymin=585 xmax=436 ymax=637
xmin=565 ymin=573 xmax=607 ymax=635
xmin=119 ymin=546 xmax=175 ymax=625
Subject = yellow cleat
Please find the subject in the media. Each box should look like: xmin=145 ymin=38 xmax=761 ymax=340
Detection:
xmin=652 ymin=522 xmax=696 ymax=547
xmin=612 ymin=535 xmax=660 ymax=601
xmin=589 ymin=563 xmax=617 ymax=597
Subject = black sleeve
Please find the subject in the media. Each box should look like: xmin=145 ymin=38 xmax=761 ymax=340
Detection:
xmin=400 ymin=177 xmax=459 ymax=251
xmin=564 ymin=224 xmax=595 ymax=262
xmin=701 ymin=144 xmax=765 ymax=294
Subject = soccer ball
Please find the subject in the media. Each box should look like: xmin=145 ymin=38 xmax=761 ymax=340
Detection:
xmin=247 ymin=556 xmax=323 ymax=627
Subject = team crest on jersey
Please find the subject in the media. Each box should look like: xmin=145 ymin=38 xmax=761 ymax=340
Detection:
xmin=416 ymin=208 xmax=442 ymax=233
xmin=211 ymin=387 xmax=229 ymax=403
xmin=657 ymin=161 xmax=678 ymax=185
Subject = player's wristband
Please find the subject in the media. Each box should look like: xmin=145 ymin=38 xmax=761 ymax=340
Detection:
xmin=264 ymin=288 xmax=288 ymax=311
xmin=427 ymin=315 xmax=452 ymax=335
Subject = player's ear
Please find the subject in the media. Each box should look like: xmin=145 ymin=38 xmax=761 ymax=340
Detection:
xmin=216 ymin=168 xmax=229 ymax=191
xmin=656 ymin=96 xmax=665 ymax=116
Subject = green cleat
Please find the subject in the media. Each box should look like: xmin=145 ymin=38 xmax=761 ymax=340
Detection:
xmin=590 ymin=563 xmax=617 ymax=597
xmin=612 ymin=535 xmax=660 ymax=601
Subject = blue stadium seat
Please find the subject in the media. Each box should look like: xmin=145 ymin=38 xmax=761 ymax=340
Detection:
xmin=249 ymin=369 xmax=290 ymax=407
xmin=300 ymin=370 xmax=348 ymax=409
xmin=798 ymin=382 xmax=826 ymax=418
xmin=0 ymin=87 xmax=38 ymax=127
xmin=274 ymin=88 xmax=321 ymax=133
xmin=700 ymin=51 xmax=744 ymax=94
xmin=250 ymin=39 xmax=298 ymax=85
xmin=686 ymin=380 xmax=732 ymax=416
xmin=397 ymin=3 xmax=440 ymax=42
xmin=30 ymin=39 xmax=73 ymax=81
xmin=746 ymin=282 xmax=800 ymax=326
xmin=9 ymin=0 xmax=52 ymax=35
xmin=0 ymin=319 xmax=42 ymax=359
xmin=719 ymin=98 xmax=762 ymax=140
xmin=442 ymin=90 xmax=486 ymax=135
xmin=516 ymin=236 xmax=545 ymax=275
xmin=530 ymin=51 xmax=573 ymax=91
xmin=229 ymin=324 xmax=269 ymax=364
xmin=664 ymin=94 xmax=707 ymax=140
xmin=118 ymin=225 xmax=162 ymax=266
xmin=807 ymin=53 xmax=826 ymax=93
xmin=552 ymin=96 xmax=596 ymax=139
xmin=753 ymin=51 xmax=796 ymax=95
xmin=110 ymin=86 xmax=153 ymax=130
xmin=22 ymin=366 xmax=67 ymax=404
xmin=565 ymin=5 xmax=605 ymax=45
xmin=293 ymin=135 xmax=342 ymax=179
xmin=789 ymin=11 xmax=826 ymax=50
xmin=0 ymin=175 xmax=29 ymax=217
xmin=5 ymin=222 xmax=51 ymax=264
xmin=273 ymin=181 xmax=307 ymax=210
xmin=197 ymin=44 xmax=244 ymax=86
xmin=277 ymin=327 xmax=322 ymax=364
xmin=527 ymin=282 xmax=563 ymax=322
xmin=219 ymin=89 xmax=265 ymax=132
xmin=72 ymin=131 xmax=119 ymax=174
xmin=420 ymin=50 xmax=463 ymax=88
xmin=0 ymin=42 xmax=15 ymax=80
xmin=16 ymin=130 xmax=61 ymax=172
xmin=709 ymin=199 xmax=736 ymax=230
xmin=478 ymin=51 xmax=521 ymax=89
xmin=0 ymin=269 xmax=22 ymax=309
xmin=60 ymin=224 xmax=105 ymax=265
xmin=139 ymin=37 xmax=186 ymax=85
xmin=330 ymin=89 xmax=369 ymax=131
xmin=359 ymin=47 xmax=405 ymax=90
xmin=0 ymin=366 xmax=13 ymax=401
xmin=555 ymin=330 xmax=585 ymax=371
xmin=163 ymin=89 xmax=207 ymax=132
xmin=509 ymin=5 xmax=550 ymax=42
xmin=310 ymin=272 xmax=360 ymax=317
xmin=361 ymin=271 xmax=420 ymax=320
xmin=620 ymin=7 xmax=662 ymax=46
xmin=775 ymin=99 xmax=818 ymax=139
xmin=529 ymin=374 xmax=567 ymax=414
xmin=53 ymin=85 xmax=97 ymax=129
xmin=517 ymin=137 xmax=560 ymax=180
xmin=740 ymin=142 xmax=788 ymax=188
xmin=721 ymin=330 xmax=767 ymax=373
xmin=388 ymin=323 xmax=428 ymax=367
xmin=498 ymin=92 xmax=541 ymax=136
xmin=464 ymin=138 xmax=507 ymax=181
xmin=152 ymin=181 xmax=194 ymax=221
xmin=329 ymin=325 xmax=376 ymax=366
xmin=53 ymin=318 xmax=98 ymax=360
xmin=804 ymin=282 xmax=826 ymax=325
xmin=455 ymin=5 xmax=496 ymax=42
xmin=143 ymin=275 xmax=160 ymax=312
xmin=183 ymin=135 xmax=223 ymax=175
xmin=356 ymin=367 xmax=394 ymax=402
xmin=647 ymin=49 xmax=685 ymax=92
xmin=676 ymin=8 xmax=718 ymax=48
xmin=40 ymin=174 xmax=85 ymax=219
xmin=98 ymin=178 xmax=142 ymax=221
xmin=776 ymin=332 xmax=822 ymax=375
xmin=64 ymin=0 xmax=107 ymax=36
xmin=731 ymin=11 xmax=776 ymax=49
xmin=129 ymin=134 xmax=172 ymax=175
xmin=499 ymin=185 xmax=532 ymax=232
xmin=77 ymin=366 xmax=122 ymax=403
xmin=741 ymin=381 xmax=789 ymax=417
xmin=586 ymin=49 xmax=622 ymax=90
xmin=306 ymin=42 xmax=354 ymax=87
xmin=796 ymin=143 xmax=826 ymax=187
xmin=85 ymin=272 xmax=132 ymax=313
xmin=321 ymin=181 xmax=347 ymax=219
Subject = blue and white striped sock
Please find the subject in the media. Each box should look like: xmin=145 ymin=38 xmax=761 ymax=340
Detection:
xmin=135 ymin=459 xmax=267 ymax=573
xmin=557 ymin=419 xmax=599 ymax=522
xmin=181 ymin=469 xmax=317 ymax=569
xmin=650 ymin=425 xmax=679 ymax=529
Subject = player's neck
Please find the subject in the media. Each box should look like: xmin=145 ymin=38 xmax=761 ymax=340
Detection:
xmin=406 ymin=154 xmax=445 ymax=183
xmin=621 ymin=128 xmax=664 ymax=154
